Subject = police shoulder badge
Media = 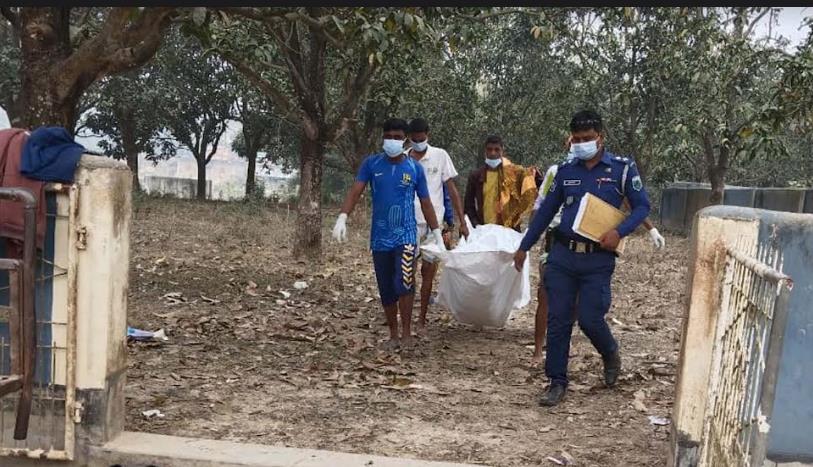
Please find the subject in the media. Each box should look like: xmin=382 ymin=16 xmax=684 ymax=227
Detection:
xmin=632 ymin=175 xmax=643 ymax=191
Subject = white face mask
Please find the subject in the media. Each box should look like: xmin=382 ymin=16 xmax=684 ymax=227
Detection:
xmin=570 ymin=140 xmax=599 ymax=160
xmin=410 ymin=139 xmax=428 ymax=152
xmin=485 ymin=158 xmax=502 ymax=169
xmin=383 ymin=139 xmax=405 ymax=157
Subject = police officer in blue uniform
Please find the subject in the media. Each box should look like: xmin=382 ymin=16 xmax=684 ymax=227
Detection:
xmin=512 ymin=110 xmax=650 ymax=406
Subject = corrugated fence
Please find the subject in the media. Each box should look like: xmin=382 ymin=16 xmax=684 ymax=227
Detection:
xmin=659 ymin=182 xmax=813 ymax=232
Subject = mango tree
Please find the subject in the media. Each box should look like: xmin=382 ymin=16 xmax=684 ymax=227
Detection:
xmin=198 ymin=7 xmax=438 ymax=258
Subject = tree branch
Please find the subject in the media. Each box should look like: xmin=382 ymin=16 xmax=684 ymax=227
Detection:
xmin=78 ymin=7 xmax=94 ymax=29
xmin=218 ymin=7 xmax=342 ymax=48
xmin=325 ymin=58 xmax=377 ymax=143
xmin=215 ymin=7 xmax=295 ymax=23
xmin=58 ymin=7 xmax=176 ymax=101
xmin=306 ymin=7 xmax=327 ymax=122
xmin=744 ymin=7 xmax=772 ymax=39
xmin=270 ymin=21 xmax=314 ymax=115
xmin=1 ymin=7 xmax=19 ymax=31
xmin=458 ymin=8 xmax=541 ymax=23
xmin=206 ymin=124 xmax=225 ymax=164
xmin=219 ymin=50 xmax=298 ymax=121
xmin=296 ymin=9 xmax=342 ymax=48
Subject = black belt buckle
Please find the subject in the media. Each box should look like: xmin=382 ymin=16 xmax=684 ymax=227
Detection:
xmin=568 ymin=239 xmax=590 ymax=253
xmin=554 ymin=228 xmax=597 ymax=254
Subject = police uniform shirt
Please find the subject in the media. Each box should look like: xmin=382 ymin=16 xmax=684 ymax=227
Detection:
xmin=519 ymin=150 xmax=650 ymax=252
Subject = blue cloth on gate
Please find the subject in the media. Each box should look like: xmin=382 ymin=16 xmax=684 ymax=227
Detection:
xmin=21 ymin=127 xmax=86 ymax=183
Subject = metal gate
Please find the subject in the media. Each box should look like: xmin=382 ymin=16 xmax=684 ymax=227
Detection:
xmin=699 ymin=240 xmax=793 ymax=467
xmin=0 ymin=185 xmax=78 ymax=460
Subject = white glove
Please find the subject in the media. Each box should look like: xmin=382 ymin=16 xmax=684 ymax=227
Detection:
xmin=649 ymin=227 xmax=665 ymax=249
xmin=432 ymin=228 xmax=447 ymax=251
xmin=332 ymin=213 xmax=348 ymax=243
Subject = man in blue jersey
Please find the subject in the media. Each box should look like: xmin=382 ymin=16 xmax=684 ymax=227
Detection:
xmin=332 ymin=118 xmax=446 ymax=350
xmin=513 ymin=110 xmax=651 ymax=406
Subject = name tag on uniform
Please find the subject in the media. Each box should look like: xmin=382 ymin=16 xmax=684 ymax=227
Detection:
xmin=563 ymin=179 xmax=581 ymax=186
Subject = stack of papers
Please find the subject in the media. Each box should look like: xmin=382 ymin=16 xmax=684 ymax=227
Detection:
xmin=572 ymin=193 xmax=628 ymax=254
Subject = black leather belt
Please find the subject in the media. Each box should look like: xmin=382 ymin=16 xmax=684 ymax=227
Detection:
xmin=552 ymin=229 xmax=605 ymax=254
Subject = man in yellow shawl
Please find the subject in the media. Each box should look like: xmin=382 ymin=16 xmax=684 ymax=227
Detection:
xmin=464 ymin=135 xmax=538 ymax=231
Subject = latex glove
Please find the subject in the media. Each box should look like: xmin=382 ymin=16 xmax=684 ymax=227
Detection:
xmin=432 ymin=228 xmax=447 ymax=252
xmin=332 ymin=213 xmax=348 ymax=243
xmin=649 ymin=227 xmax=665 ymax=249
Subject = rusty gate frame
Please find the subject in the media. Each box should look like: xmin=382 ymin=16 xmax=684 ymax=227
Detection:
xmin=699 ymin=241 xmax=793 ymax=467
xmin=0 ymin=184 xmax=79 ymax=461
xmin=0 ymin=187 xmax=37 ymax=441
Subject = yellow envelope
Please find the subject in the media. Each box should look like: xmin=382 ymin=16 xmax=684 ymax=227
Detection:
xmin=572 ymin=192 xmax=627 ymax=255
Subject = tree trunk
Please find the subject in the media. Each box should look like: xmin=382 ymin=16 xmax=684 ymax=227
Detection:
xmin=708 ymin=166 xmax=725 ymax=205
xmin=293 ymin=132 xmax=324 ymax=258
xmin=703 ymin=132 xmax=727 ymax=205
xmin=118 ymin=107 xmax=141 ymax=191
xmin=196 ymin=157 xmax=207 ymax=201
xmin=18 ymin=8 xmax=79 ymax=131
xmin=245 ymin=147 xmax=258 ymax=197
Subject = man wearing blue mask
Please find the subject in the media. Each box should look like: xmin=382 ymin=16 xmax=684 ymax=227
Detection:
xmin=406 ymin=118 xmax=468 ymax=334
xmin=332 ymin=118 xmax=446 ymax=350
xmin=463 ymin=135 xmax=538 ymax=231
xmin=527 ymin=138 xmax=665 ymax=367
xmin=513 ymin=110 xmax=651 ymax=406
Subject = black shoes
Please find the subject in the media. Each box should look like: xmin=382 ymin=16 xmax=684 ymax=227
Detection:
xmin=603 ymin=351 xmax=622 ymax=387
xmin=539 ymin=383 xmax=567 ymax=407
xmin=538 ymin=350 xmax=620 ymax=408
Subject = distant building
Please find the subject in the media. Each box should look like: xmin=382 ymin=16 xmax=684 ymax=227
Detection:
xmin=138 ymin=153 xmax=297 ymax=201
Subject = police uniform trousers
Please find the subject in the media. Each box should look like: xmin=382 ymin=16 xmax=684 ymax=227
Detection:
xmin=543 ymin=241 xmax=619 ymax=386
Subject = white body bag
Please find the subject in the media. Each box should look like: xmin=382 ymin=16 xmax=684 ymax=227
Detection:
xmin=420 ymin=218 xmax=531 ymax=327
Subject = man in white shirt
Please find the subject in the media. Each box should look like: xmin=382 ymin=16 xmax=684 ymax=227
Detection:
xmin=407 ymin=118 xmax=469 ymax=333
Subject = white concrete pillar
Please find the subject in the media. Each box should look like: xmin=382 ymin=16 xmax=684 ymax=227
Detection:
xmin=669 ymin=208 xmax=759 ymax=466
xmin=72 ymin=156 xmax=132 ymax=449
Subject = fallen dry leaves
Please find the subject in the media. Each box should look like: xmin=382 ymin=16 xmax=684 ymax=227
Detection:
xmin=125 ymin=198 xmax=687 ymax=467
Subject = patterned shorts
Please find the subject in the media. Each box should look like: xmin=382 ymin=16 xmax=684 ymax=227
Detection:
xmin=372 ymin=244 xmax=418 ymax=306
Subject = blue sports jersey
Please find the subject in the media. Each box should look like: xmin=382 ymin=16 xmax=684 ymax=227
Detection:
xmin=356 ymin=153 xmax=430 ymax=251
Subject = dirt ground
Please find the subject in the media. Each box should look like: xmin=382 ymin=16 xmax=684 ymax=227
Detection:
xmin=124 ymin=197 xmax=688 ymax=467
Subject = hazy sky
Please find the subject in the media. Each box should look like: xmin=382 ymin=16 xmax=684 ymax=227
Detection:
xmin=755 ymin=7 xmax=810 ymax=48
xmin=1 ymin=7 xmax=810 ymax=164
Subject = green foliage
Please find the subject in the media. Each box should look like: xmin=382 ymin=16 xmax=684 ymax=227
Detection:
xmin=153 ymin=28 xmax=236 ymax=163
xmin=0 ymin=20 xmax=19 ymax=123
xmin=7 ymin=6 xmax=813 ymax=212
xmin=81 ymin=68 xmax=176 ymax=162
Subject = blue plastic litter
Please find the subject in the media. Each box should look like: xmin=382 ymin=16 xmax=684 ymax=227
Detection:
xmin=127 ymin=326 xmax=168 ymax=342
